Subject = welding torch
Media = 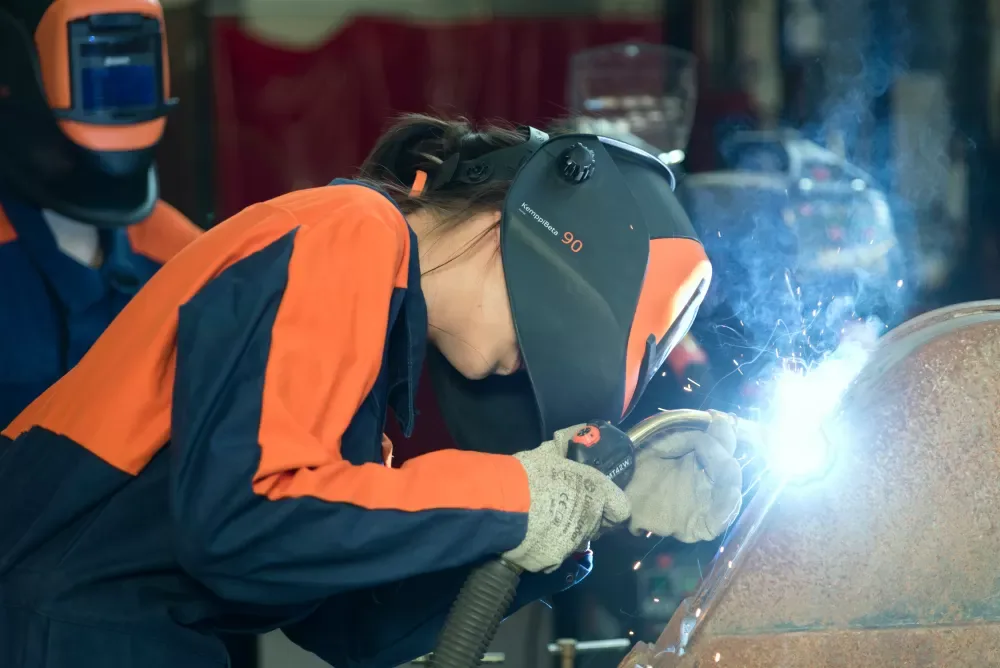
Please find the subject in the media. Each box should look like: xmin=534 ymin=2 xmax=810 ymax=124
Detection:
xmin=425 ymin=409 xmax=760 ymax=668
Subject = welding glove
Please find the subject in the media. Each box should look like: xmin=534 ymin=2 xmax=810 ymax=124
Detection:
xmin=503 ymin=425 xmax=631 ymax=573
xmin=626 ymin=411 xmax=742 ymax=543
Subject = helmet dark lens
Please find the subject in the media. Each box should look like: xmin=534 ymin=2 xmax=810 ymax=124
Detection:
xmin=68 ymin=15 xmax=164 ymax=122
xmin=79 ymin=41 xmax=159 ymax=113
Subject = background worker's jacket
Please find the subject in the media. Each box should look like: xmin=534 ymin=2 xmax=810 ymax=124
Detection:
xmin=0 ymin=181 xmax=588 ymax=668
xmin=0 ymin=192 xmax=202 ymax=427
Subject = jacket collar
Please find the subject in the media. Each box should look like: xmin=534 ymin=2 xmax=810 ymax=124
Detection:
xmin=386 ymin=226 xmax=427 ymax=437
xmin=328 ymin=178 xmax=427 ymax=437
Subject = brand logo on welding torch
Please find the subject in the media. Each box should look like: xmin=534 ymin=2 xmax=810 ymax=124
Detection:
xmin=520 ymin=202 xmax=559 ymax=237
xmin=607 ymin=455 xmax=633 ymax=483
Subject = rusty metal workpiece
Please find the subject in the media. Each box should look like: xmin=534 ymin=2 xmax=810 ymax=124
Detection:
xmin=620 ymin=301 xmax=1000 ymax=668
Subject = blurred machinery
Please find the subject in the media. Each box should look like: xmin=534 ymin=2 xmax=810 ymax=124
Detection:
xmin=620 ymin=299 xmax=1000 ymax=667
xmin=683 ymin=132 xmax=901 ymax=321
xmin=565 ymin=42 xmax=698 ymax=167
xmin=719 ymin=129 xmax=899 ymax=283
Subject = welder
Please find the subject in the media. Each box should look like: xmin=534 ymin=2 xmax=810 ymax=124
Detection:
xmin=0 ymin=0 xmax=201 ymax=427
xmin=0 ymin=114 xmax=743 ymax=668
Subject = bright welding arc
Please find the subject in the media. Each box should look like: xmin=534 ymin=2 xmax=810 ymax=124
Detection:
xmin=756 ymin=338 xmax=871 ymax=480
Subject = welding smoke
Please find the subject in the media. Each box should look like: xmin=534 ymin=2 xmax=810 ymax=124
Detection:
xmin=678 ymin=3 xmax=918 ymax=409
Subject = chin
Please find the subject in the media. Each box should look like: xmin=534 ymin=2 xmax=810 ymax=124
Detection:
xmin=458 ymin=366 xmax=492 ymax=381
xmin=441 ymin=352 xmax=491 ymax=381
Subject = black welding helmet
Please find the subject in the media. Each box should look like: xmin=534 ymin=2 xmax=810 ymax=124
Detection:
xmin=416 ymin=127 xmax=712 ymax=436
xmin=0 ymin=0 xmax=174 ymax=227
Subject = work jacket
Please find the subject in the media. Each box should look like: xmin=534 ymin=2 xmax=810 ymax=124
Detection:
xmin=0 ymin=180 xmax=588 ymax=668
xmin=0 ymin=192 xmax=201 ymax=426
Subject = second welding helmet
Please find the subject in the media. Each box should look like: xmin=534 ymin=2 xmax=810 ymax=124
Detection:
xmin=0 ymin=0 xmax=174 ymax=227
xmin=429 ymin=127 xmax=712 ymax=435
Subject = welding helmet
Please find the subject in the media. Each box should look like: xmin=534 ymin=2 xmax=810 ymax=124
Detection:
xmin=413 ymin=127 xmax=712 ymax=436
xmin=0 ymin=0 xmax=174 ymax=227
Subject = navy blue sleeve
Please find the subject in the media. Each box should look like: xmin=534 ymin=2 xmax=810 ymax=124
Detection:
xmin=282 ymin=552 xmax=593 ymax=667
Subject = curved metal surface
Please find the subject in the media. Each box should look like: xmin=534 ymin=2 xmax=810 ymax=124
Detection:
xmin=621 ymin=300 xmax=1000 ymax=668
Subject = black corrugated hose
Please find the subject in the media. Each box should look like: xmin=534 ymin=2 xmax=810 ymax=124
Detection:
xmin=427 ymin=559 xmax=523 ymax=668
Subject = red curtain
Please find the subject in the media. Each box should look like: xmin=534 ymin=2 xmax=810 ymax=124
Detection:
xmin=211 ymin=15 xmax=661 ymax=218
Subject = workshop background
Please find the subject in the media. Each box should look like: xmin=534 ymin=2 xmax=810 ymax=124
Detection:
xmin=153 ymin=0 xmax=1000 ymax=666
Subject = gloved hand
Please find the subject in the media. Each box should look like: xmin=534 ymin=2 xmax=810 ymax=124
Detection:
xmin=626 ymin=411 xmax=742 ymax=543
xmin=503 ymin=425 xmax=631 ymax=573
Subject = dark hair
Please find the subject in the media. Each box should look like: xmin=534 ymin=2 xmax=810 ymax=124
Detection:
xmin=357 ymin=113 xmax=528 ymax=232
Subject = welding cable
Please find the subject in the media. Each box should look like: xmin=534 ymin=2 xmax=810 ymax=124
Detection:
xmin=427 ymin=559 xmax=522 ymax=668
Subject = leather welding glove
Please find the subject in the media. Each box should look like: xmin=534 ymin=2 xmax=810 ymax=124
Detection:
xmin=626 ymin=411 xmax=743 ymax=543
xmin=503 ymin=425 xmax=631 ymax=573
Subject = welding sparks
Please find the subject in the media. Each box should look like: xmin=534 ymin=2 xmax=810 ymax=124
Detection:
xmin=633 ymin=561 xmax=642 ymax=571
xmin=756 ymin=339 xmax=871 ymax=480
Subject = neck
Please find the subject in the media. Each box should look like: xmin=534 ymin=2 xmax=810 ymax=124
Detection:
xmin=405 ymin=209 xmax=447 ymax=332
xmin=405 ymin=209 xmax=438 ymax=249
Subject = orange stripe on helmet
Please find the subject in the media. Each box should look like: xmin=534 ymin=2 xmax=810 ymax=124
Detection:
xmin=34 ymin=0 xmax=169 ymax=152
xmin=622 ymin=238 xmax=712 ymax=414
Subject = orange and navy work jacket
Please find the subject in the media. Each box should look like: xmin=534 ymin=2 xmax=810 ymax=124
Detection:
xmin=0 ymin=193 xmax=201 ymax=426
xmin=0 ymin=181 xmax=575 ymax=668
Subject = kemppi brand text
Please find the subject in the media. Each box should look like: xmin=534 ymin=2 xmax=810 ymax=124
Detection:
xmin=520 ymin=202 xmax=559 ymax=236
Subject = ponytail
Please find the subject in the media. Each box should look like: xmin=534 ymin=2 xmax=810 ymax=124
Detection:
xmin=357 ymin=114 xmax=526 ymax=228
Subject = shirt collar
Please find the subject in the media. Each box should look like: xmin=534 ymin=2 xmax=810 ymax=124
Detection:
xmin=0 ymin=193 xmax=146 ymax=311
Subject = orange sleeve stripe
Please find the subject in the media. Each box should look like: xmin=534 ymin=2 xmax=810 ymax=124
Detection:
xmin=254 ymin=211 xmax=405 ymax=480
xmin=0 ymin=202 xmax=302 ymax=471
xmin=254 ymin=449 xmax=531 ymax=514
xmin=126 ymin=200 xmax=203 ymax=264
xmin=253 ymin=188 xmax=529 ymax=514
xmin=270 ymin=185 xmax=411 ymax=288
xmin=0 ymin=205 xmax=16 ymax=245
xmin=1 ymin=186 xmax=406 ymax=482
